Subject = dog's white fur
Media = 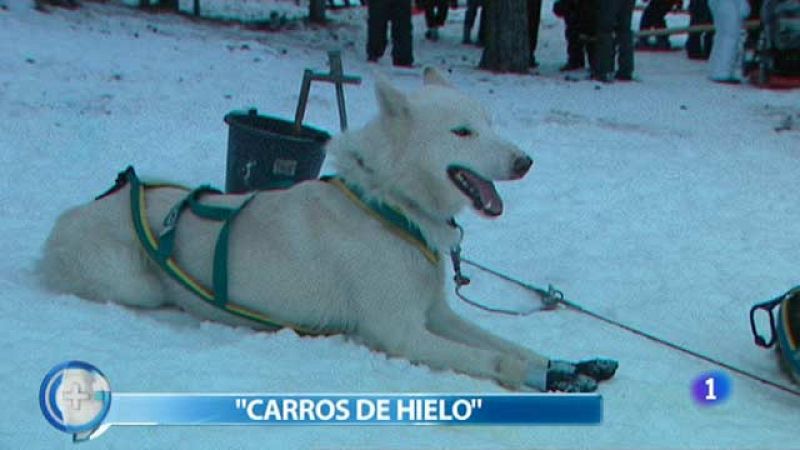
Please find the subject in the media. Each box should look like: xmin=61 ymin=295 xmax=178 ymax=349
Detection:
xmin=38 ymin=69 xmax=550 ymax=390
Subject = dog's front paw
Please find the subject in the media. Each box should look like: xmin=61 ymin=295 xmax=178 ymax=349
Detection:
xmin=576 ymin=358 xmax=618 ymax=381
xmin=545 ymin=360 xmax=595 ymax=392
xmin=547 ymin=372 xmax=598 ymax=393
xmin=545 ymin=358 xmax=618 ymax=393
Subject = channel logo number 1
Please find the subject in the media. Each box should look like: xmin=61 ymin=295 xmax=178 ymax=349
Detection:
xmin=691 ymin=371 xmax=731 ymax=406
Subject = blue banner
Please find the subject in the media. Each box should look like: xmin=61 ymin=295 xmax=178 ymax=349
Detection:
xmin=104 ymin=393 xmax=602 ymax=426
xmin=39 ymin=361 xmax=603 ymax=442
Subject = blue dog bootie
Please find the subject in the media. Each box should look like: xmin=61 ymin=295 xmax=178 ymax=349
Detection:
xmin=542 ymin=359 xmax=619 ymax=392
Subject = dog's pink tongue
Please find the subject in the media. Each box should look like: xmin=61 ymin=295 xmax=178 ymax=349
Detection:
xmin=464 ymin=171 xmax=503 ymax=216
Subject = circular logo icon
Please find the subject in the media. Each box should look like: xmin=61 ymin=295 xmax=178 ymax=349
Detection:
xmin=691 ymin=370 xmax=732 ymax=406
xmin=39 ymin=361 xmax=112 ymax=433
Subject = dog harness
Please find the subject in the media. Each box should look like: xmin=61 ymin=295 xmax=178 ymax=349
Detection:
xmin=322 ymin=176 xmax=439 ymax=265
xmin=111 ymin=166 xmax=289 ymax=331
xmin=101 ymin=167 xmax=439 ymax=333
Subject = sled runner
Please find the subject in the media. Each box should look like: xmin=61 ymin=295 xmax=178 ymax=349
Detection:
xmin=750 ymin=286 xmax=800 ymax=384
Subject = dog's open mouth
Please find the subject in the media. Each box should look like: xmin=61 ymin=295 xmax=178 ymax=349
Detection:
xmin=447 ymin=165 xmax=503 ymax=217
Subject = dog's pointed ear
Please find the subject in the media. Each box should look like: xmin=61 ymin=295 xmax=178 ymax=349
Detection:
xmin=374 ymin=74 xmax=410 ymax=119
xmin=422 ymin=67 xmax=451 ymax=87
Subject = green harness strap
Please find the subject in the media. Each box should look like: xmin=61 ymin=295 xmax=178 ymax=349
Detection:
xmin=321 ymin=175 xmax=440 ymax=265
xmin=123 ymin=166 xmax=285 ymax=331
xmin=157 ymin=184 xmax=256 ymax=308
xmin=114 ymin=167 xmax=439 ymax=334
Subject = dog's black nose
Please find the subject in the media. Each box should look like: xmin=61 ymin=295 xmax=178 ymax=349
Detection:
xmin=512 ymin=155 xmax=533 ymax=178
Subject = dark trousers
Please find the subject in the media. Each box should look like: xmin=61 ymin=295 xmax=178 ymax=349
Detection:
xmin=463 ymin=0 xmax=486 ymax=43
xmin=686 ymin=0 xmax=713 ymax=58
xmin=565 ymin=13 xmax=591 ymax=65
xmin=367 ymin=0 xmax=414 ymax=65
xmin=744 ymin=0 xmax=762 ymax=48
xmin=638 ymin=0 xmax=674 ymax=46
xmin=639 ymin=0 xmax=673 ymax=30
xmin=595 ymin=0 xmax=635 ymax=77
xmin=528 ymin=0 xmax=542 ymax=59
xmin=424 ymin=0 xmax=449 ymax=28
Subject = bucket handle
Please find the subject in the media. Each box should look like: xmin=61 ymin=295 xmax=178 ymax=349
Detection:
xmin=293 ymin=50 xmax=361 ymax=134
xmin=750 ymin=297 xmax=781 ymax=348
xmin=749 ymin=286 xmax=800 ymax=348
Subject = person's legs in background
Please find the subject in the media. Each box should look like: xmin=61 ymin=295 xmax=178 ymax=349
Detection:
xmin=707 ymin=0 xmax=744 ymax=81
xmin=463 ymin=0 xmax=479 ymax=43
xmin=615 ymin=0 xmax=635 ymax=78
xmin=424 ymin=0 xmax=449 ymax=40
xmin=528 ymin=0 xmax=543 ymax=66
xmin=367 ymin=0 xmax=390 ymax=61
xmin=686 ymin=0 xmax=714 ymax=59
xmin=637 ymin=0 xmax=675 ymax=48
xmin=594 ymin=0 xmax=617 ymax=80
xmin=563 ymin=9 xmax=587 ymax=70
xmin=390 ymin=0 xmax=414 ymax=65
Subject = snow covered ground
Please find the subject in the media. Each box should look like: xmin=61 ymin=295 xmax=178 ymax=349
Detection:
xmin=1 ymin=0 xmax=799 ymax=448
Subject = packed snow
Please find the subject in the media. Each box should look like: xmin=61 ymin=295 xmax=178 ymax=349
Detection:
xmin=1 ymin=0 xmax=798 ymax=448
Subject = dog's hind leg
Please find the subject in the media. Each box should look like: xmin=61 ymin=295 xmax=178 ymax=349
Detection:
xmin=38 ymin=190 xmax=167 ymax=308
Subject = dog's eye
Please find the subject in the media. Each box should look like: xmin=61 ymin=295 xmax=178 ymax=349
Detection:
xmin=451 ymin=126 xmax=473 ymax=138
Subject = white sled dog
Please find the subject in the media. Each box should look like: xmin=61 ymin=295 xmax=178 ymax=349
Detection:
xmin=39 ymin=68 xmax=616 ymax=392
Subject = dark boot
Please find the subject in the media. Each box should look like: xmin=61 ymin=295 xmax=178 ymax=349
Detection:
xmin=425 ymin=27 xmax=439 ymax=41
xmin=560 ymin=60 xmax=585 ymax=71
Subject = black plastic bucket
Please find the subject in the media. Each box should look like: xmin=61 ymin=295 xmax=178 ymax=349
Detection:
xmin=224 ymin=109 xmax=331 ymax=193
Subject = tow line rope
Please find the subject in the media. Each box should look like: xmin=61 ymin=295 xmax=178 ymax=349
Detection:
xmin=449 ymin=226 xmax=800 ymax=399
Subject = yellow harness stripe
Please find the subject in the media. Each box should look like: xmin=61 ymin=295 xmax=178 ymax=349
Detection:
xmin=165 ymin=259 xmax=214 ymax=301
xmin=127 ymin=171 xmax=326 ymax=334
xmin=137 ymin=188 xmax=160 ymax=249
xmin=326 ymin=178 xmax=439 ymax=265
